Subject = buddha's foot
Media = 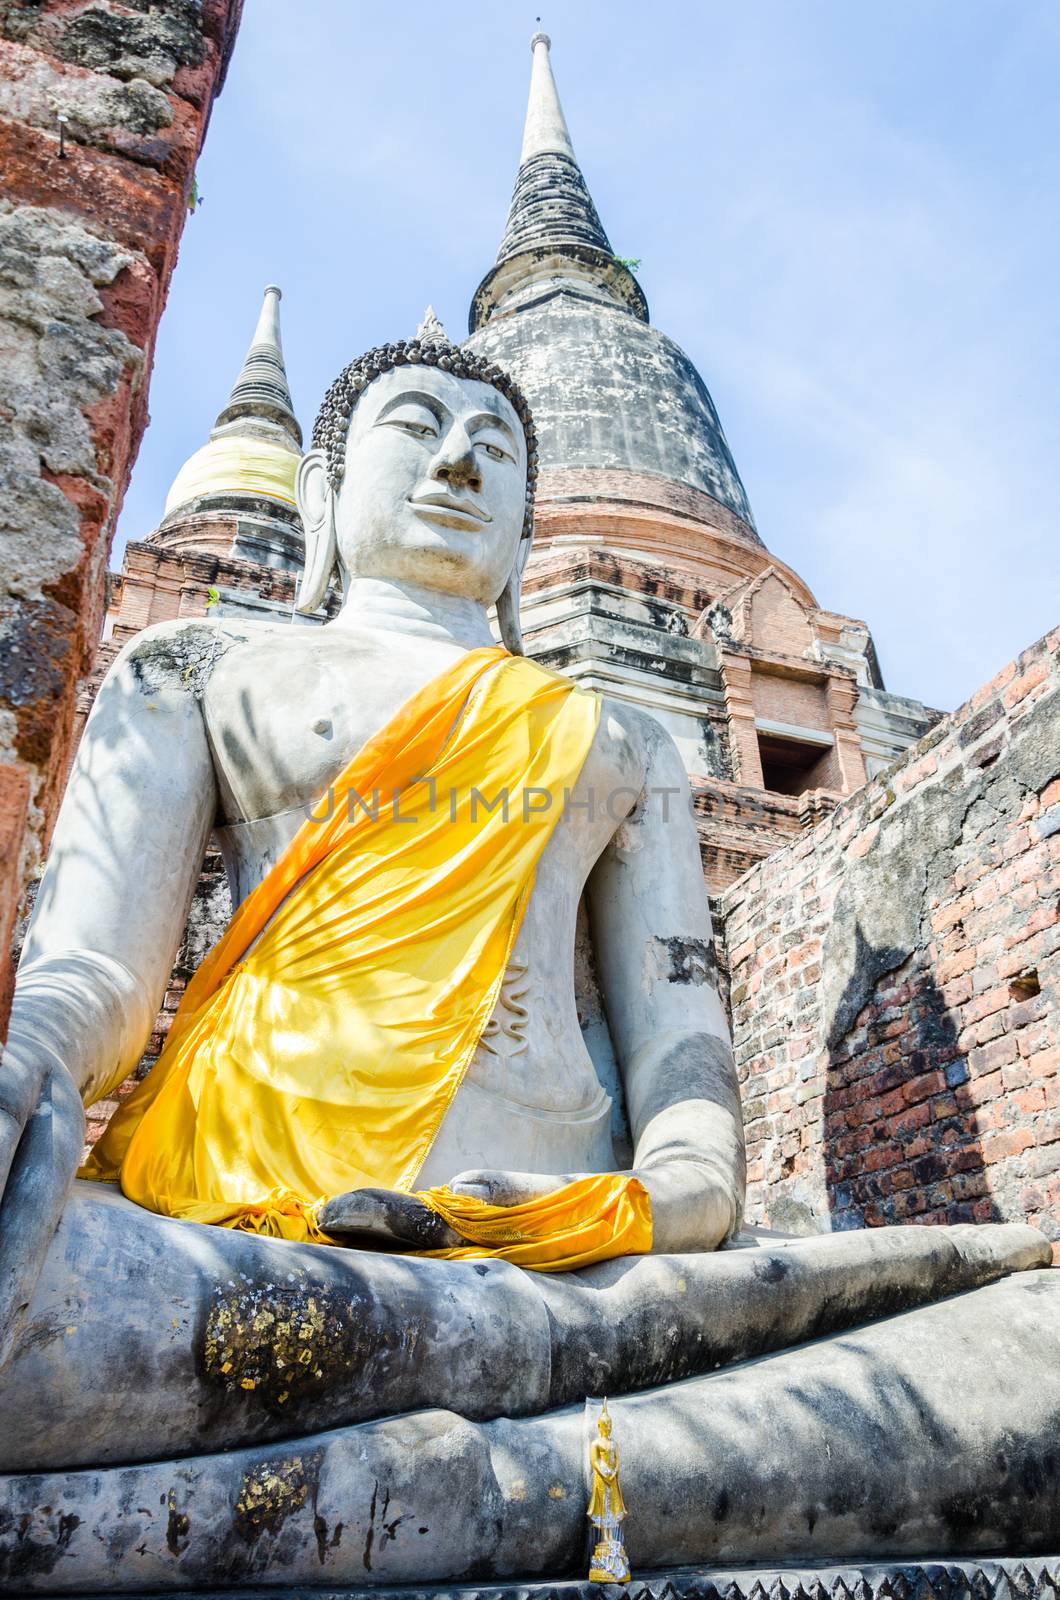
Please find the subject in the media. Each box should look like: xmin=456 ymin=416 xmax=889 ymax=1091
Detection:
xmin=1 ymin=1270 xmax=1058 ymax=1592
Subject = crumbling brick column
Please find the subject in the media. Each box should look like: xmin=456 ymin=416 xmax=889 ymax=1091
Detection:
xmin=719 ymin=648 xmax=764 ymax=788
xmin=0 ymin=762 xmax=29 ymax=1027
xmin=824 ymin=669 xmax=867 ymax=794
xmin=0 ymin=0 xmax=243 ymax=1037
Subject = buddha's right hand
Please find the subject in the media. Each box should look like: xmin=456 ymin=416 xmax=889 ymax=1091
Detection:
xmin=317 ymin=1187 xmax=462 ymax=1251
xmin=0 ymin=950 xmax=155 ymax=1367
xmin=0 ymin=1037 xmax=85 ymax=1367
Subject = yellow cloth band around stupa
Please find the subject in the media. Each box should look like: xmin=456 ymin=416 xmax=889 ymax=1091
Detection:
xmin=164 ymin=435 xmax=300 ymax=516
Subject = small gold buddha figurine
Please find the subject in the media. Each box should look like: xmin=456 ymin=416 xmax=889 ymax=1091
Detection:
xmin=587 ymin=1400 xmax=630 ymax=1584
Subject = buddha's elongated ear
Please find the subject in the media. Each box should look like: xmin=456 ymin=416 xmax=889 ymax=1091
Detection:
xmin=295 ymin=448 xmax=337 ymax=614
xmin=495 ymin=528 xmax=533 ymax=655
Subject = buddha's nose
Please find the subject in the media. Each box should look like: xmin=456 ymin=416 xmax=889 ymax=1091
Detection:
xmin=431 ymin=426 xmax=482 ymax=493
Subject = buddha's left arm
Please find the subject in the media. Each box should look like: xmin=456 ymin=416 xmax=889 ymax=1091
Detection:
xmin=585 ymin=716 xmax=746 ymax=1252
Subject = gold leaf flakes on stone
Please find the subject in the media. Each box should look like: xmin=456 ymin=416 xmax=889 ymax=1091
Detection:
xmin=233 ymin=1456 xmax=311 ymax=1540
xmin=202 ymin=1278 xmax=392 ymax=1413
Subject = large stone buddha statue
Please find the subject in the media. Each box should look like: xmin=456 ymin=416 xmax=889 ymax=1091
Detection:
xmin=0 ymin=334 xmax=1057 ymax=1593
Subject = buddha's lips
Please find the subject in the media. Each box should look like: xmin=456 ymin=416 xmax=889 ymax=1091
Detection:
xmin=408 ymin=492 xmax=492 ymax=524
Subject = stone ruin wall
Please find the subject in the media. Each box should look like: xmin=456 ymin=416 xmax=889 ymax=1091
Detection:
xmin=717 ymin=627 xmax=1060 ymax=1254
xmin=0 ymin=0 xmax=243 ymax=1033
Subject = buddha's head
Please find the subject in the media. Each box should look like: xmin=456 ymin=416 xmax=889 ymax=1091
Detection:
xmin=296 ymin=336 xmax=537 ymax=649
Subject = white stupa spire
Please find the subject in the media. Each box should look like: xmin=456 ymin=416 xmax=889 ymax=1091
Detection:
xmin=214 ymin=284 xmax=301 ymax=446
xmin=520 ymin=32 xmax=576 ymax=163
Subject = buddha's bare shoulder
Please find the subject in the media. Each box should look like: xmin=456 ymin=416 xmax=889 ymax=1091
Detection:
xmin=110 ymin=615 xmax=265 ymax=688
xmin=109 ymin=616 xmax=369 ymax=698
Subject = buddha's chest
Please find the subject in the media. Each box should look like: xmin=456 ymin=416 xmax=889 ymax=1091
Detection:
xmin=202 ymin=634 xmax=643 ymax=893
xmin=202 ymin=633 xmax=472 ymax=824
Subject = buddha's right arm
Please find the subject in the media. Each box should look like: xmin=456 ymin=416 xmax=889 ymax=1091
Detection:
xmin=8 ymin=628 xmax=219 ymax=1107
xmin=0 ymin=627 xmax=218 ymax=1362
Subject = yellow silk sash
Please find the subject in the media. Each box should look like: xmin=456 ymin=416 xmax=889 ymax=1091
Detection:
xmin=421 ymin=1176 xmax=651 ymax=1271
xmin=82 ymin=646 xmax=652 ymax=1269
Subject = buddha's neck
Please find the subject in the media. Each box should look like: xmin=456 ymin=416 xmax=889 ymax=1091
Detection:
xmin=330 ymin=578 xmax=496 ymax=649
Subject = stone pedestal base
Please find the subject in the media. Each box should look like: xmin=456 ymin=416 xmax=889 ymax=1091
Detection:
xmin=52 ymin=1557 xmax=1060 ymax=1600
xmin=7 ymin=1209 xmax=1057 ymax=1594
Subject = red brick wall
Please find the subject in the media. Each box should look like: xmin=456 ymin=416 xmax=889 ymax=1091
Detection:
xmin=0 ymin=0 xmax=243 ymax=1037
xmin=538 ymin=466 xmax=763 ymax=551
xmin=752 ymin=672 xmax=832 ymax=735
xmin=522 ymin=544 xmax=716 ymax=619
xmin=717 ymin=628 xmax=1060 ymax=1250
xmin=693 ymin=778 xmax=806 ymax=893
xmin=531 ymin=470 xmax=818 ymax=608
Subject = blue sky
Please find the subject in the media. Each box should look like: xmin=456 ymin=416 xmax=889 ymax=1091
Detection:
xmin=116 ymin=0 xmax=1060 ymax=712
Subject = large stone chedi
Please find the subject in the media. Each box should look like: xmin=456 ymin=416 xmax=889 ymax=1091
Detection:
xmin=471 ymin=35 xmax=939 ymax=892
xmin=468 ymin=33 xmax=753 ymax=535
xmin=0 ymin=52 xmax=1058 ymax=1600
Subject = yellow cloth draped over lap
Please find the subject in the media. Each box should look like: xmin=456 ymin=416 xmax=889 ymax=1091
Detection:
xmin=81 ymin=645 xmax=652 ymax=1271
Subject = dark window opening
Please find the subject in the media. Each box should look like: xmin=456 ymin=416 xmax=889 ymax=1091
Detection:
xmin=757 ymin=732 xmax=834 ymax=797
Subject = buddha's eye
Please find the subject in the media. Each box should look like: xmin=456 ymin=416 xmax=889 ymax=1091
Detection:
xmin=477 ymin=439 xmax=513 ymax=463
xmin=380 ymin=404 xmax=439 ymax=440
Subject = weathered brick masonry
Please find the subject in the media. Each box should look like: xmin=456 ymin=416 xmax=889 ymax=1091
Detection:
xmin=717 ymin=628 xmax=1060 ymax=1249
xmin=0 ymin=0 xmax=242 ymax=1036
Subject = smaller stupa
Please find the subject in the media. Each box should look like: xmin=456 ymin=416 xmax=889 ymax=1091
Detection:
xmin=159 ymin=284 xmax=304 ymax=571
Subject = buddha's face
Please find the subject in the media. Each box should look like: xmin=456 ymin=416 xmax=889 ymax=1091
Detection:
xmin=321 ymin=364 xmax=528 ymax=605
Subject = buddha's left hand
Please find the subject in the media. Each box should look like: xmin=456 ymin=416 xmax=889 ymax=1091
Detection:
xmin=452 ymin=1154 xmax=741 ymax=1254
xmin=449 ymin=1168 xmax=578 ymax=1205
